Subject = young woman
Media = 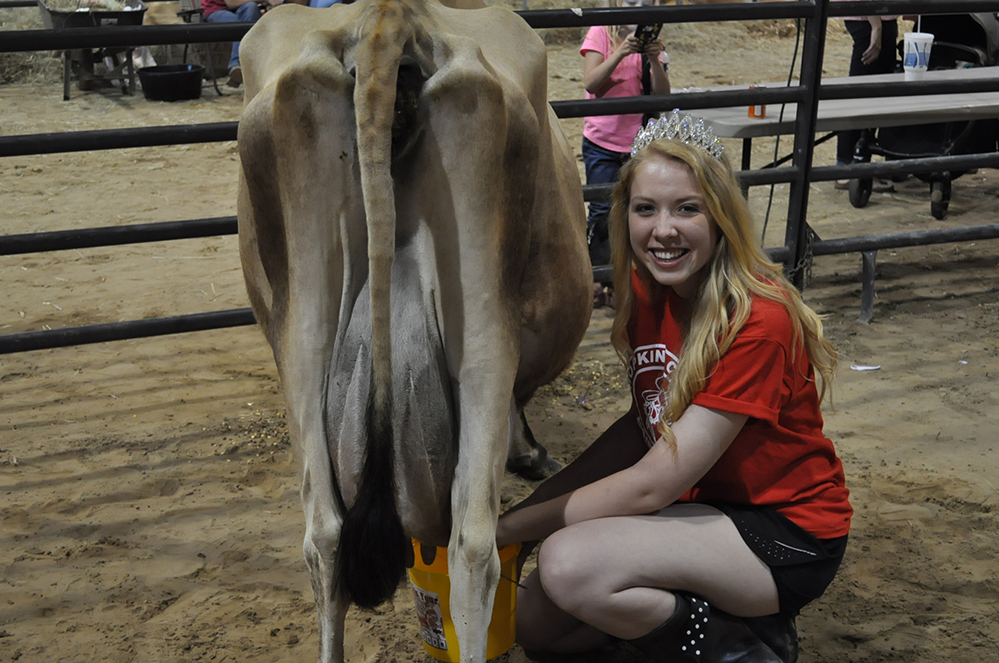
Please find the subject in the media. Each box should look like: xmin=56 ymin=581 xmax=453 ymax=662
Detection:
xmin=497 ymin=112 xmax=852 ymax=663
xmin=581 ymin=0 xmax=670 ymax=306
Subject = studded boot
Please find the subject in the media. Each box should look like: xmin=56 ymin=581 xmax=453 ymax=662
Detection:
xmin=628 ymin=593 xmax=786 ymax=663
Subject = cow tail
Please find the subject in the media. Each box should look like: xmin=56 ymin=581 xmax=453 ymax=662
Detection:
xmin=333 ymin=17 xmax=411 ymax=609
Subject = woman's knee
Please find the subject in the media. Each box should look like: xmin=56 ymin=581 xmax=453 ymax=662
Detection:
xmin=536 ymin=530 xmax=602 ymax=615
xmin=234 ymin=2 xmax=261 ymax=20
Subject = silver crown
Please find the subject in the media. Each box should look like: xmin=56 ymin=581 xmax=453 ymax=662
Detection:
xmin=631 ymin=109 xmax=725 ymax=159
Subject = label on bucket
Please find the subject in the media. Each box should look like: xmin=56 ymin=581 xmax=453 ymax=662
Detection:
xmin=411 ymin=585 xmax=448 ymax=651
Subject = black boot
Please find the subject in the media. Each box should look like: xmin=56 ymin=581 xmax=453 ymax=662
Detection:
xmin=744 ymin=613 xmax=798 ymax=663
xmin=628 ymin=593 xmax=785 ymax=663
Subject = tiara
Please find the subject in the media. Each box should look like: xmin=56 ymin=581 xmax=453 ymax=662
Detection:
xmin=631 ymin=109 xmax=725 ymax=159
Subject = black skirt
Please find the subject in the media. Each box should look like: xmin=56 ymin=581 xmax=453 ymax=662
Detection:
xmin=711 ymin=501 xmax=848 ymax=617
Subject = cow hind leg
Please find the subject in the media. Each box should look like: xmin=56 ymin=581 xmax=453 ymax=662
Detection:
xmin=507 ymin=407 xmax=561 ymax=481
xmin=302 ymin=509 xmax=348 ymax=663
xmin=247 ymin=47 xmax=360 ymax=662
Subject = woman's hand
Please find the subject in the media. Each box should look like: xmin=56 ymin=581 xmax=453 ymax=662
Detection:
xmin=497 ymin=493 xmax=572 ymax=547
xmin=495 ymin=511 xmax=519 ymax=549
xmin=645 ymin=39 xmax=671 ymax=95
xmin=642 ymin=38 xmax=665 ymax=59
xmin=615 ymin=34 xmax=644 ymax=58
xmin=495 ymin=413 xmax=647 ymax=545
xmin=496 ymin=513 xmax=535 ymax=580
xmin=862 ymin=18 xmax=883 ymax=65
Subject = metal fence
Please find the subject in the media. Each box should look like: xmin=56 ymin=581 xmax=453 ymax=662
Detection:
xmin=3 ymin=0 xmax=999 ymax=352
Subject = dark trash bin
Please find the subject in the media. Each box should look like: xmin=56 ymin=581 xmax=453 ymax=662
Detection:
xmin=138 ymin=64 xmax=205 ymax=102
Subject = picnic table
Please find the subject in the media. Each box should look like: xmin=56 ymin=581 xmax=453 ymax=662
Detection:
xmin=691 ymin=66 xmax=999 ymax=169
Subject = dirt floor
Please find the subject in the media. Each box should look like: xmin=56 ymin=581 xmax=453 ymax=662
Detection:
xmin=2 ymin=9 xmax=999 ymax=663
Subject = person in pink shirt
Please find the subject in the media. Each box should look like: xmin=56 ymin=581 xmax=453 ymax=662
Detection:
xmin=582 ymin=0 xmax=670 ymax=307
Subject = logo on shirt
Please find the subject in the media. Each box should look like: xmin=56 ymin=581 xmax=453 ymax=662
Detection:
xmin=629 ymin=343 xmax=679 ymax=447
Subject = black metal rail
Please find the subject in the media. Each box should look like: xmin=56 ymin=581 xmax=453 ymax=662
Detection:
xmin=0 ymin=217 xmax=237 ymax=256
xmin=0 ymin=309 xmax=256 ymax=354
xmin=0 ymin=122 xmax=239 ymax=157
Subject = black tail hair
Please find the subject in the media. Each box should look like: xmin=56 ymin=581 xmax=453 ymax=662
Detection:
xmin=333 ymin=394 xmax=408 ymax=609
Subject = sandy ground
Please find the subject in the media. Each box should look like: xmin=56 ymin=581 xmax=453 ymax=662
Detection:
xmin=3 ymin=11 xmax=999 ymax=663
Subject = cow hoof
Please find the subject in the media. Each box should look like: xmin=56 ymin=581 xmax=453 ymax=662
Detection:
xmin=506 ymin=446 xmax=561 ymax=481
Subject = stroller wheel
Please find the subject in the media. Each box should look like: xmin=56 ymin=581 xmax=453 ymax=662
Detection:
xmin=930 ymin=180 xmax=951 ymax=220
xmin=849 ymin=178 xmax=872 ymax=208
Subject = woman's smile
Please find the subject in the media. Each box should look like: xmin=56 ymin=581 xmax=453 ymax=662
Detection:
xmin=651 ymin=248 xmax=689 ymax=262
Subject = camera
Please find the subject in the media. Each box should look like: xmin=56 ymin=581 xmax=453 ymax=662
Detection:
xmin=635 ymin=23 xmax=663 ymax=49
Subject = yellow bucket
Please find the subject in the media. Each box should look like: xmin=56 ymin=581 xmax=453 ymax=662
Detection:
xmin=407 ymin=540 xmax=520 ymax=662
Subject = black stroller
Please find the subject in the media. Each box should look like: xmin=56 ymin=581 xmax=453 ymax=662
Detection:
xmin=847 ymin=13 xmax=999 ymax=219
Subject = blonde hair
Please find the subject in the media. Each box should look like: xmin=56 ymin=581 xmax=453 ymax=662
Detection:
xmin=608 ymin=139 xmax=837 ymax=447
xmin=605 ymin=22 xmax=628 ymax=50
xmin=604 ymin=0 xmax=656 ymax=49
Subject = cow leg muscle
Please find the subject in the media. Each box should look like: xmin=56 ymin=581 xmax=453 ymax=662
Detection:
xmin=408 ymin=44 xmax=536 ymax=661
xmin=241 ymin=50 xmax=360 ymax=663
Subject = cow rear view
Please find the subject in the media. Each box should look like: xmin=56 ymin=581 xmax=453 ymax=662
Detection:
xmin=236 ymin=0 xmax=591 ymax=660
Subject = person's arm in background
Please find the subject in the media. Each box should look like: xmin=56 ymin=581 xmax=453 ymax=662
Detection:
xmin=644 ymin=38 xmax=670 ymax=95
xmin=583 ymin=34 xmax=643 ymax=95
xmin=862 ymin=16 xmax=883 ymax=65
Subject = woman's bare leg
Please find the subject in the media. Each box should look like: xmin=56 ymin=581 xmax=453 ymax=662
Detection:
xmin=515 ymin=568 xmax=617 ymax=653
xmin=515 ymin=503 xmax=779 ymax=652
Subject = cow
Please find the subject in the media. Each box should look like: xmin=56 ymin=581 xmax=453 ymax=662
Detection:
xmin=235 ymin=0 xmax=592 ymax=660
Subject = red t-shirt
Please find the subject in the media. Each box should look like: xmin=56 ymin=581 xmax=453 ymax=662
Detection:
xmin=627 ymin=274 xmax=852 ymax=539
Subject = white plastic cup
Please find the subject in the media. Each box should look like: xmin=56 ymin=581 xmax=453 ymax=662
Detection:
xmin=903 ymin=32 xmax=934 ymax=81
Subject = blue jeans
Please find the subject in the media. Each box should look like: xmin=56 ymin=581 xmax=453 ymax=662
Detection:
xmin=205 ymin=2 xmax=261 ymax=70
xmin=582 ymin=137 xmax=629 ymax=270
